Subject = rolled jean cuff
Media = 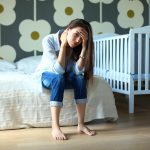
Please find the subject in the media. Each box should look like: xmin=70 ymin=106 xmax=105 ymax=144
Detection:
xmin=50 ymin=101 xmax=63 ymax=107
xmin=75 ymin=98 xmax=87 ymax=104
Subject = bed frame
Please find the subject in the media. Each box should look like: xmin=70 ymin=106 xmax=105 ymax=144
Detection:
xmin=93 ymin=25 xmax=150 ymax=113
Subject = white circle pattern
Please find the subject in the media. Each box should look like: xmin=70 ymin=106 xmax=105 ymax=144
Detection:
xmin=53 ymin=0 xmax=84 ymax=27
xmin=117 ymin=0 xmax=144 ymax=28
xmin=19 ymin=19 xmax=51 ymax=52
xmin=0 ymin=0 xmax=16 ymax=25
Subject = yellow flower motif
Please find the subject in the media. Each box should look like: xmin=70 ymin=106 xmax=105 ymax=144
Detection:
xmin=0 ymin=45 xmax=16 ymax=61
xmin=19 ymin=19 xmax=51 ymax=52
xmin=117 ymin=0 xmax=144 ymax=28
xmin=0 ymin=0 xmax=16 ymax=25
xmin=54 ymin=0 xmax=84 ymax=27
xmin=90 ymin=21 xmax=115 ymax=34
xmin=89 ymin=0 xmax=113 ymax=4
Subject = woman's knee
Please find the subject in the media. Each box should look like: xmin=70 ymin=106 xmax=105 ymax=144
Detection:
xmin=55 ymin=74 xmax=65 ymax=84
xmin=41 ymin=72 xmax=65 ymax=88
xmin=51 ymin=74 xmax=65 ymax=89
xmin=75 ymin=74 xmax=86 ymax=83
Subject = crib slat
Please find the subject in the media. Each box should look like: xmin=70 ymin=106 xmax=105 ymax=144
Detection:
xmin=130 ymin=32 xmax=135 ymax=75
xmin=100 ymin=41 xmax=102 ymax=75
xmin=124 ymin=37 xmax=128 ymax=91
xmin=145 ymin=34 xmax=150 ymax=90
xmin=106 ymin=40 xmax=109 ymax=74
xmin=102 ymin=40 xmax=105 ymax=77
xmin=120 ymin=38 xmax=123 ymax=90
xmin=103 ymin=41 xmax=106 ymax=78
xmin=109 ymin=40 xmax=113 ymax=86
xmin=116 ymin=38 xmax=119 ymax=89
xmin=98 ymin=41 xmax=100 ymax=74
xmin=112 ymin=39 xmax=116 ymax=88
xmin=94 ymin=40 xmax=100 ymax=76
xmin=137 ymin=34 xmax=142 ymax=91
xmin=94 ymin=41 xmax=97 ymax=74
xmin=124 ymin=37 xmax=128 ymax=74
xmin=94 ymin=41 xmax=97 ymax=75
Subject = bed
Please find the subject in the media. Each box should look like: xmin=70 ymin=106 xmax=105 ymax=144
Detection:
xmin=94 ymin=25 xmax=150 ymax=113
xmin=0 ymin=56 xmax=118 ymax=130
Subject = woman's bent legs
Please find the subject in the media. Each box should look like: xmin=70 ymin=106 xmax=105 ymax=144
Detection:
xmin=42 ymin=72 xmax=67 ymax=140
xmin=69 ymin=74 xmax=96 ymax=136
xmin=51 ymin=107 xmax=67 ymax=140
xmin=41 ymin=72 xmax=95 ymax=140
xmin=76 ymin=103 xmax=96 ymax=136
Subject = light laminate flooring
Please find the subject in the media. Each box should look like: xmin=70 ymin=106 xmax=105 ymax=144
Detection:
xmin=0 ymin=94 xmax=150 ymax=150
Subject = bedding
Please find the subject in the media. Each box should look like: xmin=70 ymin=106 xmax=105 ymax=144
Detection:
xmin=0 ymin=59 xmax=16 ymax=71
xmin=16 ymin=55 xmax=41 ymax=73
xmin=0 ymin=56 xmax=118 ymax=130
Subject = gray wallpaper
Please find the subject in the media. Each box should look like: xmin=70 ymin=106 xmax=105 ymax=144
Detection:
xmin=0 ymin=0 xmax=149 ymax=62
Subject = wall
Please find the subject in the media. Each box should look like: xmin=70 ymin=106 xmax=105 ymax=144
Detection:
xmin=0 ymin=0 xmax=149 ymax=62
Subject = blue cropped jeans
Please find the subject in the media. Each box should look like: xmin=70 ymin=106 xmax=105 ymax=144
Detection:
xmin=41 ymin=71 xmax=87 ymax=107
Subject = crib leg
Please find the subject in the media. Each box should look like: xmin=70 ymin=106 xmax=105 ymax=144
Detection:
xmin=129 ymin=94 xmax=134 ymax=113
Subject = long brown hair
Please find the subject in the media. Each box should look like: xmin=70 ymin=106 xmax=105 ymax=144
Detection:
xmin=67 ymin=18 xmax=94 ymax=81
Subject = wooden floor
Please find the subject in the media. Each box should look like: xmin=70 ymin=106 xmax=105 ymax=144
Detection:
xmin=0 ymin=94 xmax=150 ymax=150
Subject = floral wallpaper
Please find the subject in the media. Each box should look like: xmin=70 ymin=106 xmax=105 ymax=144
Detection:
xmin=0 ymin=0 xmax=149 ymax=62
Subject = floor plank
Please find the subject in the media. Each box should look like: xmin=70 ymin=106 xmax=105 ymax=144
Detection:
xmin=0 ymin=94 xmax=150 ymax=150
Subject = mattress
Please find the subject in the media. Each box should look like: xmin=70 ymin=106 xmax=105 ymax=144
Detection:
xmin=0 ymin=71 xmax=118 ymax=130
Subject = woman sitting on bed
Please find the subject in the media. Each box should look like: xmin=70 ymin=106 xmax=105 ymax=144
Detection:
xmin=35 ymin=18 xmax=95 ymax=140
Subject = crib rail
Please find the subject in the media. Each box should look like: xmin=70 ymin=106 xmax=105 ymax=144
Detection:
xmin=94 ymin=25 xmax=150 ymax=113
xmin=130 ymin=26 xmax=150 ymax=94
xmin=94 ymin=34 xmax=130 ymax=93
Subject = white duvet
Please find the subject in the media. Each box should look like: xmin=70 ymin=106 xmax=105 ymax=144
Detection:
xmin=0 ymin=70 xmax=118 ymax=130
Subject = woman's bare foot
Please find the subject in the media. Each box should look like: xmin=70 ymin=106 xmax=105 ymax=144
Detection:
xmin=77 ymin=124 xmax=96 ymax=136
xmin=52 ymin=127 xmax=67 ymax=140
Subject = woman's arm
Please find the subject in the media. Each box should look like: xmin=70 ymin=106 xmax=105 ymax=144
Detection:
xmin=76 ymin=30 xmax=88 ymax=70
xmin=57 ymin=30 xmax=68 ymax=69
xmin=40 ymin=34 xmax=65 ymax=74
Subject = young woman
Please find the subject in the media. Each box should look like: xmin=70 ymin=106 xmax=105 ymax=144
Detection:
xmin=36 ymin=18 xmax=95 ymax=140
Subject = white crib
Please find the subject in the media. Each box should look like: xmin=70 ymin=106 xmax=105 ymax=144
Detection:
xmin=94 ymin=25 xmax=150 ymax=113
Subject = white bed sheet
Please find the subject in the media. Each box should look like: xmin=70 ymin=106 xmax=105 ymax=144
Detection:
xmin=0 ymin=71 xmax=118 ymax=130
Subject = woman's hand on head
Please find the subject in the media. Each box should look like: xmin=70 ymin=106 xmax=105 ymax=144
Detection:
xmin=80 ymin=30 xmax=88 ymax=50
xmin=61 ymin=29 xmax=68 ymax=47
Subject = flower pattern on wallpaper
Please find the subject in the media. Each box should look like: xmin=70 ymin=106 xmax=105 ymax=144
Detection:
xmin=0 ymin=0 xmax=16 ymax=25
xmin=19 ymin=19 xmax=51 ymax=52
xmin=0 ymin=45 xmax=16 ymax=61
xmin=117 ymin=0 xmax=144 ymax=28
xmin=0 ymin=0 xmax=16 ymax=61
xmin=90 ymin=21 xmax=115 ymax=34
xmin=53 ymin=0 xmax=84 ymax=27
xmin=89 ymin=0 xmax=113 ymax=4
xmin=89 ymin=0 xmax=115 ymax=34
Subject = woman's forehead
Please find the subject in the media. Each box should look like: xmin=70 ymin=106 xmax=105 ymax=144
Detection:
xmin=71 ymin=27 xmax=86 ymax=33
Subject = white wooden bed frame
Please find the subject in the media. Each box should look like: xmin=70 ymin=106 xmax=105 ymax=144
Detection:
xmin=93 ymin=25 xmax=150 ymax=113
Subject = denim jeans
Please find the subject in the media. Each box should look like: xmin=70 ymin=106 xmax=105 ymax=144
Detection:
xmin=41 ymin=71 xmax=87 ymax=107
